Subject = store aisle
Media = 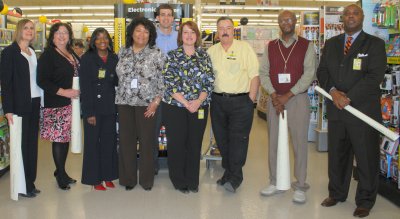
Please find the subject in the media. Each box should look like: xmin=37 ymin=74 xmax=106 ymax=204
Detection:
xmin=0 ymin=111 xmax=398 ymax=219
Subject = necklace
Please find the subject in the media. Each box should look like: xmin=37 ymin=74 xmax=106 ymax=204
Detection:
xmin=277 ymin=39 xmax=298 ymax=73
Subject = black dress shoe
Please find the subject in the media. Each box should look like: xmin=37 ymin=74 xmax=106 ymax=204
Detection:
xmin=177 ymin=188 xmax=189 ymax=194
xmin=56 ymin=175 xmax=71 ymax=190
xmin=143 ymin=187 xmax=152 ymax=191
xmin=54 ymin=170 xmax=76 ymax=184
xmin=321 ymin=197 xmax=338 ymax=207
xmin=67 ymin=178 xmax=77 ymax=184
xmin=353 ymin=207 xmax=370 ymax=218
xmin=125 ymin=186 xmax=134 ymax=191
xmin=19 ymin=192 xmax=36 ymax=198
xmin=216 ymin=177 xmax=227 ymax=186
xmin=32 ymin=188 xmax=41 ymax=194
xmin=224 ymin=182 xmax=236 ymax=193
xmin=189 ymin=187 xmax=199 ymax=193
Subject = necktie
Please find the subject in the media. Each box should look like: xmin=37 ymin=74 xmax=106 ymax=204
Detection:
xmin=344 ymin=36 xmax=353 ymax=55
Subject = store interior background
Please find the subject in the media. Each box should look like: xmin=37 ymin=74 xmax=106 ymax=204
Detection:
xmin=0 ymin=0 xmax=400 ymax=218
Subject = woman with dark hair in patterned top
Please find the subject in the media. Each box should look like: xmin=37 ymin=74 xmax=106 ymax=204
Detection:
xmin=115 ymin=17 xmax=165 ymax=191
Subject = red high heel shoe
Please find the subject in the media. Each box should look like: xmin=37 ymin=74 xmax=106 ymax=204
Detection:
xmin=94 ymin=184 xmax=106 ymax=191
xmin=105 ymin=181 xmax=115 ymax=188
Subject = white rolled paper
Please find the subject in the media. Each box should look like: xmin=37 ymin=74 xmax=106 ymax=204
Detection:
xmin=276 ymin=110 xmax=291 ymax=191
xmin=71 ymin=77 xmax=82 ymax=154
xmin=10 ymin=115 xmax=26 ymax=201
xmin=315 ymin=86 xmax=400 ymax=141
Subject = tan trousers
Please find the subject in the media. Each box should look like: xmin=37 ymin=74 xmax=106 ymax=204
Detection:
xmin=267 ymin=92 xmax=310 ymax=191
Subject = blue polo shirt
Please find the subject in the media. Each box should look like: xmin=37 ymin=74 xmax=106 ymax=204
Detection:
xmin=156 ymin=28 xmax=178 ymax=55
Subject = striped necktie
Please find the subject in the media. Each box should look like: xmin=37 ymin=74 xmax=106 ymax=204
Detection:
xmin=344 ymin=36 xmax=353 ymax=55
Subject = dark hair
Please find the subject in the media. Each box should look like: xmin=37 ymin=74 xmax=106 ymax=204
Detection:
xmin=178 ymin=21 xmax=201 ymax=47
xmin=217 ymin=16 xmax=234 ymax=26
xmin=156 ymin=4 xmax=174 ymax=17
xmin=126 ymin=17 xmax=157 ymax=49
xmin=73 ymin=39 xmax=84 ymax=48
xmin=46 ymin=22 xmax=74 ymax=53
xmin=88 ymin=28 xmax=113 ymax=52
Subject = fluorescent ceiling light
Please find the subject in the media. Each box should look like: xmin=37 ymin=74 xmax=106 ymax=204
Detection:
xmin=41 ymin=6 xmax=81 ymax=10
xmin=26 ymin=13 xmax=113 ymax=17
xmin=11 ymin=5 xmax=114 ymax=10
xmin=81 ymin=6 xmax=114 ymax=10
xmin=315 ymin=0 xmax=357 ymax=1
xmin=202 ymin=5 xmax=318 ymax=11
xmin=59 ymin=13 xmax=94 ymax=17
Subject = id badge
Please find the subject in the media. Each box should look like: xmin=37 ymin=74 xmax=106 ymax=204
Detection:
xmin=353 ymin=58 xmax=362 ymax=70
xmin=131 ymin=78 xmax=138 ymax=89
xmin=278 ymin=73 xmax=291 ymax=84
xmin=198 ymin=109 xmax=204 ymax=119
xmin=98 ymin=69 xmax=106 ymax=79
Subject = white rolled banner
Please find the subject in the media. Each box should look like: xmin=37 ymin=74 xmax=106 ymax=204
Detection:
xmin=71 ymin=77 xmax=82 ymax=153
xmin=276 ymin=110 xmax=291 ymax=190
xmin=315 ymin=86 xmax=400 ymax=141
xmin=10 ymin=115 xmax=26 ymax=201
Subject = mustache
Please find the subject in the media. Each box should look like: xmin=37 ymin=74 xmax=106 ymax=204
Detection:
xmin=222 ymin=34 xmax=229 ymax=37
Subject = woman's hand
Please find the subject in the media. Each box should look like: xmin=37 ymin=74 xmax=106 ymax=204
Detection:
xmin=57 ymin=88 xmax=80 ymax=99
xmin=87 ymin=116 xmax=96 ymax=126
xmin=5 ymin=113 xmax=13 ymax=125
xmin=144 ymin=101 xmax=159 ymax=118
xmin=186 ymin=99 xmax=202 ymax=113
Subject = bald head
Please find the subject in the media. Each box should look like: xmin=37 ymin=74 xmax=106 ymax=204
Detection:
xmin=278 ymin=10 xmax=297 ymax=39
xmin=343 ymin=4 xmax=364 ymax=35
xmin=278 ymin=10 xmax=297 ymax=23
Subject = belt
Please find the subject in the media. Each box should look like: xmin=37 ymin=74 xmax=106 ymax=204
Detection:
xmin=212 ymin=92 xmax=249 ymax=97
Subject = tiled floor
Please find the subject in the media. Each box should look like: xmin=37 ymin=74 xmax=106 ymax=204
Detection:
xmin=0 ymin=112 xmax=398 ymax=219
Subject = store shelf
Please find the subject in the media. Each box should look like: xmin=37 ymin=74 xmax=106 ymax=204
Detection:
xmin=378 ymin=175 xmax=400 ymax=207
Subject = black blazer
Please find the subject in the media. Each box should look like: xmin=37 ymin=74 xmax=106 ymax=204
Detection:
xmin=37 ymin=47 xmax=79 ymax=108
xmin=79 ymin=51 xmax=118 ymax=118
xmin=317 ymin=31 xmax=387 ymax=123
xmin=0 ymin=42 xmax=34 ymax=114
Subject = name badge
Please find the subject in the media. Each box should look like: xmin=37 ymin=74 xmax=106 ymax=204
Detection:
xmin=198 ymin=109 xmax=204 ymax=119
xmin=98 ymin=69 xmax=106 ymax=79
xmin=131 ymin=78 xmax=138 ymax=89
xmin=278 ymin=73 xmax=291 ymax=84
xmin=353 ymin=58 xmax=362 ymax=70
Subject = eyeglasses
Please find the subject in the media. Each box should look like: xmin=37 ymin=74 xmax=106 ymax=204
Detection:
xmin=55 ymin=31 xmax=69 ymax=35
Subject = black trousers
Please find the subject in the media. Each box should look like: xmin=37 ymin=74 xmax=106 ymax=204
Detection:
xmin=328 ymin=120 xmax=380 ymax=209
xmin=162 ymin=103 xmax=208 ymax=190
xmin=118 ymin=105 xmax=156 ymax=188
xmin=210 ymin=94 xmax=254 ymax=188
xmin=20 ymin=97 xmax=40 ymax=193
xmin=81 ymin=114 xmax=118 ymax=185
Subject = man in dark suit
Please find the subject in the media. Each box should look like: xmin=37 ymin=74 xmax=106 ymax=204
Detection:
xmin=317 ymin=4 xmax=386 ymax=218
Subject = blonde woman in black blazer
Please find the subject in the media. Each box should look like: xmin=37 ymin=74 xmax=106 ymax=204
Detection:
xmin=0 ymin=19 xmax=41 ymax=198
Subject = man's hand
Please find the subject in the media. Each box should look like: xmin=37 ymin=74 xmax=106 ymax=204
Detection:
xmin=330 ymin=89 xmax=350 ymax=110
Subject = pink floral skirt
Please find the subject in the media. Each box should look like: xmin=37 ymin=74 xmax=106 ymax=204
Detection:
xmin=40 ymin=105 xmax=72 ymax=143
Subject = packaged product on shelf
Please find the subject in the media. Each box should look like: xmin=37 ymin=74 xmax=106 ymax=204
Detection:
xmin=0 ymin=125 xmax=9 ymax=170
xmin=381 ymin=96 xmax=392 ymax=122
xmin=380 ymin=136 xmax=399 ymax=156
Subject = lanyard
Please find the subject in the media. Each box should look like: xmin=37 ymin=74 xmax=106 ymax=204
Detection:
xmin=277 ymin=39 xmax=298 ymax=73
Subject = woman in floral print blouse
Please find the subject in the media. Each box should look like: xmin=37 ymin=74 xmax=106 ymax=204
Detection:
xmin=162 ymin=21 xmax=214 ymax=194
xmin=115 ymin=17 xmax=165 ymax=191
